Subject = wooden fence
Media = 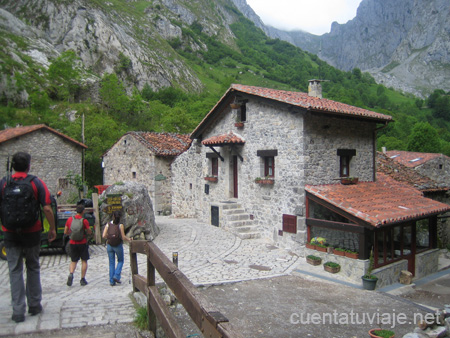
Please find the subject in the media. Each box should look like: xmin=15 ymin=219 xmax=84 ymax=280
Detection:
xmin=130 ymin=240 xmax=243 ymax=338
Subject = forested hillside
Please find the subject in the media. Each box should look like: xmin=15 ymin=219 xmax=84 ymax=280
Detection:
xmin=0 ymin=0 xmax=449 ymax=194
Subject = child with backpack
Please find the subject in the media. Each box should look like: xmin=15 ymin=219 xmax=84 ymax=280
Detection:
xmin=64 ymin=204 xmax=92 ymax=286
xmin=102 ymin=210 xmax=132 ymax=286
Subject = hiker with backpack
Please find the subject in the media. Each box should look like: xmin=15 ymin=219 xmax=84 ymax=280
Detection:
xmin=64 ymin=204 xmax=92 ymax=286
xmin=0 ymin=152 xmax=56 ymax=323
xmin=102 ymin=210 xmax=132 ymax=286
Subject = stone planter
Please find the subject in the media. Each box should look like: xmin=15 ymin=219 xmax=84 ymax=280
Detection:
xmin=204 ymin=176 xmax=218 ymax=182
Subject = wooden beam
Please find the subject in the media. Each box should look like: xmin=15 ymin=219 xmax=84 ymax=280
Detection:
xmin=208 ymin=146 xmax=224 ymax=161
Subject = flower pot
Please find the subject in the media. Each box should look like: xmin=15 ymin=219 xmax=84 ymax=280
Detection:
xmin=234 ymin=122 xmax=244 ymax=128
xmin=333 ymin=249 xmax=346 ymax=256
xmin=306 ymin=257 xmax=322 ymax=266
xmin=255 ymin=179 xmax=274 ymax=185
xmin=315 ymin=246 xmax=327 ymax=253
xmin=324 ymin=264 xmax=340 ymax=274
xmin=204 ymin=177 xmax=218 ymax=182
xmin=341 ymin=177 xmax=359 ymax=185
xmin=362 ymin=276 xmax=378 ymax=290
xmin=306 ymin=243 xmax=316 ymax=250
xmin=368 ymin=328 xmax=395 ymax=338
xmin=230 ymin=103 xmax=240 ymax=109
xmin=345 ymin=251 xmax=359 ymax=259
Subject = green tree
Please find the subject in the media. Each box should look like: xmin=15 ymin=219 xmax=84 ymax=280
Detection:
xmin=47 ymin=50 xmax=82 ymax=102
xmin=99 ymin=73 xmax=129 ymax=118
xmin=407 ymin=122 xmax=441 ymax=153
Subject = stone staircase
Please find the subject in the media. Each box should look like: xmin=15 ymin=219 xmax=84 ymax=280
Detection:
xmin=220 ymin=202 xmax=261 ymax=239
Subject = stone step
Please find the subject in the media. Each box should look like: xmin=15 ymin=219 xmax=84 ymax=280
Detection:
xmin=222 ymin=208 xmax=246 ymax=215
xmin=221 ymin=203 xmax=242 ymax=210
xmin=226 ymin=213 xmax=250 ymax=221
xmin=227 ymin=220 xmax=254 ymax=228
xmin=236 ymin=231 xmax=261 ymax=240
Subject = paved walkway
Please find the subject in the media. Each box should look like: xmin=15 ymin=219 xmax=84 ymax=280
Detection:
xmin=0 ymin=216 xmax=300 ymax=336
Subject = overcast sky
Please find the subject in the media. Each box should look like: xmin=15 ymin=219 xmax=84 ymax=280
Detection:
xmin=246 ymin=0 xmax=363 ymax=35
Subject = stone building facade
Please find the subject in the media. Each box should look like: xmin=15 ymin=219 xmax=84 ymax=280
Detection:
xmin=171 ymin=83 xmax=450 ymax=287
xmin=102 ymin=132 xmax=191 ymax=215
xmin=0 ymin=124 xmax=87 ymax=203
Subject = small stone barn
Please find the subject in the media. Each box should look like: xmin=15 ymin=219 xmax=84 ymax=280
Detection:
xmin=385 ymin=150 xmax=450 ymax=187
xmin=171 ymin=82 xmax=450 ymax=287
xmin=0 ymin=124 xmax=87 ymax=203
xmin=102 ymin=132 xmax=191 ymax=215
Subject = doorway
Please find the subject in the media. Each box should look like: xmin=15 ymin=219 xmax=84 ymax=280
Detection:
xmin=232 ymin=155 xmax=238 ymax=198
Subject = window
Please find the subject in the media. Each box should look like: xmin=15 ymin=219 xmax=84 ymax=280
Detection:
xmin=340 ymin=155 xmax=350 ymax=177
xmin=211 ymin=157 xmax=218 ymax=176
xmin=240 ymin=104 xmax=247 ymax=122
xmin=265 ymin=156 xmax=274 ymax=177
xmin=257 ymin=150 xmax=278 ymax=178
xmin=283 ymin=214 xmax=297 ymax=233
xmin=337 ymin=149 xmax=356 ymax=177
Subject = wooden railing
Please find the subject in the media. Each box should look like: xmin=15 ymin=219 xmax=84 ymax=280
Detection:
xmin=130 ymin=240 xmax=243 ymax=338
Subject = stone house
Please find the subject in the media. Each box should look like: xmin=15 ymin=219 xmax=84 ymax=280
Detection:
xmin=0 ymin=124 xmax=87 ymax=203
xmin=171 ymin=82 xmax=450 ymax=287
xmin=385 ymin=150 xmax=450 ymax=187
xmin=377 ymin=151 xmax=450 ymax=247
xmin=102 ymin=132 xmax=191 ymax=215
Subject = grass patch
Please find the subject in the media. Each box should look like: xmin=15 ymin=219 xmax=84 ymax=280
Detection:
xmin=134 ymin=306 xmax=149 ymax=330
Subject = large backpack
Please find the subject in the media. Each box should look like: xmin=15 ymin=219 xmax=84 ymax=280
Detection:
xmin=69 ymin=216 xmax=85 ymax=241
xmin=107 ymin=222 xmax=122 ymax=247
xmin=1 ymin=175 xmax=40 ymax=231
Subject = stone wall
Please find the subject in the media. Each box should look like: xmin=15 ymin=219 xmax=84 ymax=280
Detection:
xmin=0 ymin=129 xmax=82 ymax=202
xmin=415 ymin=249 xmax=439 ymax=279
xmin=416 ymin=155 xmax=450 ymax=186
xmin=103 ymin=134 xmax=173 ymax=214
xmin=171 ymin=96 xmax=378 ymax=251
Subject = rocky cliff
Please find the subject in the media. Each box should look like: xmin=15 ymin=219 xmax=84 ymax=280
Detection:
xmin=0 ymin=0 xmax=240 ymax=103
xmin=233 ymin=0 xmax=450 ymax=98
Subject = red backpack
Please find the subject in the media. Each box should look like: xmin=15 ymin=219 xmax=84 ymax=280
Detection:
xmin=107 ymin=222 xmax=122 ymax=246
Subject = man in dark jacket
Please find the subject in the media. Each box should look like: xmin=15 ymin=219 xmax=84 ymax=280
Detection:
xmin=0 ymin=152 xmax=56 ymax=323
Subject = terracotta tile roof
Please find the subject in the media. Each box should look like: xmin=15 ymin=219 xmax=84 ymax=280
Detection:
xmin=202 ymin=131 xmax=245 ymax=146
xmin=231 ymin=84 xmax=392 ymax=121
xmin=385 ymin=150 xmax=448 ymax=168
xmin=191 ymin=84 xmax=392 ymax=139
xmin=306 ymin=177 xmax=450 ymax=227
xmin=131 ymin=132 xmax=191 ymax=156
xmin=0 ymin=124 xmax=87 ymax=149
xmin=376 ymin=152 xmax=448 ymax=192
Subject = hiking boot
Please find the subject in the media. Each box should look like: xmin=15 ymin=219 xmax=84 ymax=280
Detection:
xmin=113 ymin=277 xmax=121 ymax=284
xmin=80 ymin=278 xmax=88 ymax=286
xmin=67 ymin=273 xmax=73 ymax=286
xmin=110 ymin=282 xmax=116 ymax=286
xmin=28 ymin=304 xmax=42 ymax=316
xmin=12 ymin=314 xmax=25 ymax=323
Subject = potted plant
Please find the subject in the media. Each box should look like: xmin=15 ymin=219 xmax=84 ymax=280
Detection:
xmin=362 ymin=249 xmax=378 ymax=290
xmin=333 ymin=247 xmax=346 ymax=256
xmin=234 ymin=121 xmax=245 ymax=128
xmin=315 ymin=243 xmax=328 ymax=252
xmin=368 ymin=328 xmax=395 ymax=338
xmin=204 ymin=175 xmax=218 ymax=182
xmin=305 ymin=241 xmax=316 ymax=250
xmin=255 ymin=177 xmax=274 ymax=185
xmin=345 ymin=249 xmax=359 ymax=259
xmin=306 ymin=255 xmax=322 ymax=266
xmin=323 ymin=261 xmax=340 ymax=274
xmin=340 ymin=177 xmax=359 ymax=185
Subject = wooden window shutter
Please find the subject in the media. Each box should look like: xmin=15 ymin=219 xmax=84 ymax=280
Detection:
xmin=282 ymin=214 xmax=297 ymax=233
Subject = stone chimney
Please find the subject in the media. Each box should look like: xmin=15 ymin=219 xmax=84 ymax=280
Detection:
xmin=308 ymin=79 xmax=322 ymax=99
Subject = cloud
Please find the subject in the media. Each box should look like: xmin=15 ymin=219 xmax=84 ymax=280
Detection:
xmin=246 ymin=0 xmax=362 ymax=35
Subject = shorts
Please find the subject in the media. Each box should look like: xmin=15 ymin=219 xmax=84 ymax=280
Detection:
xmin=69 ymin=243 xmax=90 ymax=262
